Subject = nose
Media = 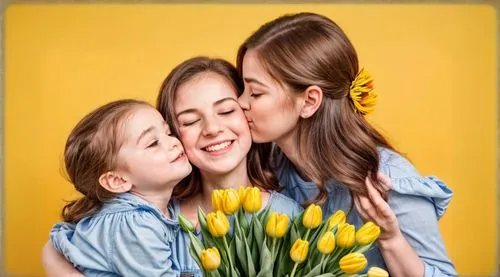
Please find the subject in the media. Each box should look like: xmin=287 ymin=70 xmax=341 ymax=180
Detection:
xmin=166 ymin=135 xmax=181 ymax=151
xmin=202 ymin=116 xmax=223 ymax=137
xmin=238 ymin=91 xmax=250 ymax=111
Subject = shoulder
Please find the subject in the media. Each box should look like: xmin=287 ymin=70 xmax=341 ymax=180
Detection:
xmin=378 ymin=147 xmax=453 ymax=219
xmin=268 ymin=191 xmax=304 ymax=218
xmin=83 ymin=194 xmax=178 ymax=241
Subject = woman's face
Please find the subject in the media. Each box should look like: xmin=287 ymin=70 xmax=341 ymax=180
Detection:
xmin=174 ymin=72 xmax=252 ymax=175
xmin=238 ymin=50 xmax=303 ymax=145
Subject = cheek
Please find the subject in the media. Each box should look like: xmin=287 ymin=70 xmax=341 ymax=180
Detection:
xmin=179 ymin=129 xmax=198 ymax=153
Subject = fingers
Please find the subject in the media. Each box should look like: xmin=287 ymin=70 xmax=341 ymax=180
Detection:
xmin=353 ymin=195 xmax=369 ymax=221
xmin=366 ymin=179 xmax=396 ymax=219
xmin=376 ymin=172 xmax=392 ymax=191
xmin=357 ymin=193 xmax=380 ymax=222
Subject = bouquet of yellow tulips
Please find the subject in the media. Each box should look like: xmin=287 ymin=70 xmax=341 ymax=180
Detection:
xmin=178 ymin=187 xmax=388 ymax=277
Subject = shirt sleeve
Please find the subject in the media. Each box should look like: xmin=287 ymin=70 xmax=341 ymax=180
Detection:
xmin=50 ymin=210 xmax=179 ymax=277
xmin=381 ymin=150 xmax=457 ymax=277
xmin=110 ymin=210 xmax=178 ymax=277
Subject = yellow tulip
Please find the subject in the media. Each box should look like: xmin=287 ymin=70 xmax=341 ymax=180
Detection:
xmin=328 ymin=210 xmax=346 ymax=230
xmin=290 ymin=239 xmax=309 ymax=263
xmin=200 ymin=247 xmax=221 ymax=271
xmin=339 ymin=252 xmax=367 ymax=274
xmin=206 ymin=210 xmax=230 ymax=237
xmin=221 ymin=188 xmax=240 ymax=215
xmin=242 ymin=187 xmax=262 ymax=213
xmin=367 ymin=267 xmax=389 ymax=277
xmin=265 ymin=212 xmax=289 ymax=238
xmin=356 ymin=221 xmax=381 ymax=245
xmin=336 ymin=223 xmax=355 ymax=248
xmin=302 ymin=204 xmax=322 ymax=229
xmin=238 ymin=186 xmax=250 ymax=203
xmin=317 ymin=231 xmax=336 ymax=254
xmin=211 ymin=189 xmax=223 ymax=211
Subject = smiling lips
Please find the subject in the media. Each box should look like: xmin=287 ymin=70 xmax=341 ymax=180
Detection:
xmin=203 ymin=140 xmax=233 ymax=153
xmin=171 ymin=151 xmax=186 ymax=163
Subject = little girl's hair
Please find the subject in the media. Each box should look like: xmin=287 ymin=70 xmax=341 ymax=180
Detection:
xmin=61 ymin=99 xmax=150 ymax=223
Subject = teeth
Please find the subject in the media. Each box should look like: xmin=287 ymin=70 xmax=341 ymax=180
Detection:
xmin=205 ymin=141 xmax=231 ymax=152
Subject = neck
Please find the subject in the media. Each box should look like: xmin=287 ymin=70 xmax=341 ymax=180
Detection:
xmin=275 ymin=128 xmax=302 ymax=168
xmin=198 ymin=158 xmax=250 ymax=212
xmin=130 ymin=186 xmax=174 ymax=217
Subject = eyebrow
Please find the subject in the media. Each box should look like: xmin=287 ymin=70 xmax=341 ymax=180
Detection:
xmin=136 ymin=126 xmax=154 ymax=145
xmin=243 ymin=77 xmax=269 ymax=88
xmin=176 ymin=97 xmax=237 ymax=118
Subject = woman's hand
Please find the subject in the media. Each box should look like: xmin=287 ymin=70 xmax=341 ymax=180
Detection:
xmin=42 ymin=241 xmax=84 ymax=277
xmin=353 ymin=173 xmax=400 ymax=242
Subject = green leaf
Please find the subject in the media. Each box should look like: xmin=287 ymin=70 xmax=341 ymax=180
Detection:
xmin=229 ymin=235 xmax=238 ymax=272
xmin=290 ymin=222 xmax=300 ymax=245
xmin=276 ymin=232 xmax=294 ymax=277
xmin=253 ymin=215 xmax=265 ymax=254
xmin=257 ymin=203 xmax=272 ymax=223
xmin=237 ymin=208 xmax=249 ymax=236
xmin=301 ymin=262 xmax=323 ymax=277
xmin=244 ymin=233 xmax=257 ymax=277
xmin=256 ymin=237 xmax=273 ymax=277
xmin=189 ymin=241 xmax=202 ymax=270
xmin=353 ymin=242 xmax=375 ymax=254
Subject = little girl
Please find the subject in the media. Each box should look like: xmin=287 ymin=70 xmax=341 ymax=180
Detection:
xmin=50 ymin=99 xmax=192 ymax=276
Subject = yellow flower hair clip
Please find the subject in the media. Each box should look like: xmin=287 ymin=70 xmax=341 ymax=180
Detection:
xmin=349 ymin=68 xmax=377 ymax=115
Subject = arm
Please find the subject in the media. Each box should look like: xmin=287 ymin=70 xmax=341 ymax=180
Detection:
xmin=354 ymin=174 xmax=456 ymax=277
xmin=41 ymin=241 xmax=84 ymax=277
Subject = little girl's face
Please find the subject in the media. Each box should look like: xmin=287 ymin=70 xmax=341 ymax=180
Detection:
xmin=116 ymin=106 xmax=192 ymax=192
xmin=174 ymin=73 xmax=252 ymax=175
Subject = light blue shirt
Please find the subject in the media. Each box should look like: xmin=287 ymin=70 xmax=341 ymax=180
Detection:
xmin=273 ymin=147 xmax=457 ymax=276
xmin=50 ymin=193 xmax=179 ymax=277
xmin=170 ymin=191 xmax=304 ymax=277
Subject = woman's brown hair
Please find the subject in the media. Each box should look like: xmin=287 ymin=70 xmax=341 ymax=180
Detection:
xmin=62 ymin=99 xmax=149 ymax=223
xmin=237 ymin=13 xmax=395 ymax=205
xmin=157 ymin=56 xmax=279 ymax=200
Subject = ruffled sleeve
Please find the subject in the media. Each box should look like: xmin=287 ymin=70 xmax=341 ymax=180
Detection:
xmin=379 ymin=148 xmax=457 ymax=277
xmin=50 ymin=207 xmax=178 ymax=276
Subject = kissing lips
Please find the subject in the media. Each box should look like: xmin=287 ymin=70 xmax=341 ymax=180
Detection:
xmin=171 ymin=152 xmax=186 ymax=163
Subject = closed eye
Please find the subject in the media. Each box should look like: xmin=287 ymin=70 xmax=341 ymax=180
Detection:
xmin=219 ymin=110 xmax=234 ymax=115
xmin=147 ymin=140 xmax=159 ymax=148
xmin=182 ymin=119 xmax=199 ymax=127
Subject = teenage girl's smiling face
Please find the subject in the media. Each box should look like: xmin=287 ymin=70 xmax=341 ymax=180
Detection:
xmin=238 ymin=50 xmax=303 ymax=145
xmin=117 ymin=106 xmax=192 ymax=191
xmin=174 ymin=73 xmax=252 ymax=175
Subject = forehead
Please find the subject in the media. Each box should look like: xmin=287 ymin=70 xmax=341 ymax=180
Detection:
xmin=123 ymin=106 xmax=165 ymax=133
xmin=242 ymin=50 xmax=278 ymax=85
xmin=174 ymin=73 xmax=238 ymax=108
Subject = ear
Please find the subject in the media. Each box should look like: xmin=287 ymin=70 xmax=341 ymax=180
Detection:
xmin=299 ymin=85 xmax=323 ymax=118
xmin=98 ymin=171 xmax=132 ymax=193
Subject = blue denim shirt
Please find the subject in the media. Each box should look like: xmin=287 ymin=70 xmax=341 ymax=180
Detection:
xmin=169 ymin=191 xmax=304 ymax=277
xmin=50 ymin=193 xmax=179 ymax=277
xmin=273 ymin=147 xmax=457 ymax=277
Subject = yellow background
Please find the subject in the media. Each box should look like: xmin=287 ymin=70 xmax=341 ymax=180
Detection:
xmin=4 ymin=4 xmax=497 ymax=276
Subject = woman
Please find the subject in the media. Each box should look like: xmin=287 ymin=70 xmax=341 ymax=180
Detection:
xmin=236 ymin=12 xmax=456 ymax=276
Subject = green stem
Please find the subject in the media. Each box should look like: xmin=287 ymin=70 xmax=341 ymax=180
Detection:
xmin=290 ymin=262 xmax=299 ymax=277
xmin=304 ymin=229 xmax=311 ymax=241
xmin=222 ymin=236 xmax=234 ymax=273
xmin=331 ymin=267 xmax=342 ymax=276
xmin=320 ymin=254 xmax=326 ymax=273
xmin=234 ymin=213 xmax=242 ymax=238
xmin=271 ymin=237 xmax=277 ymax=262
